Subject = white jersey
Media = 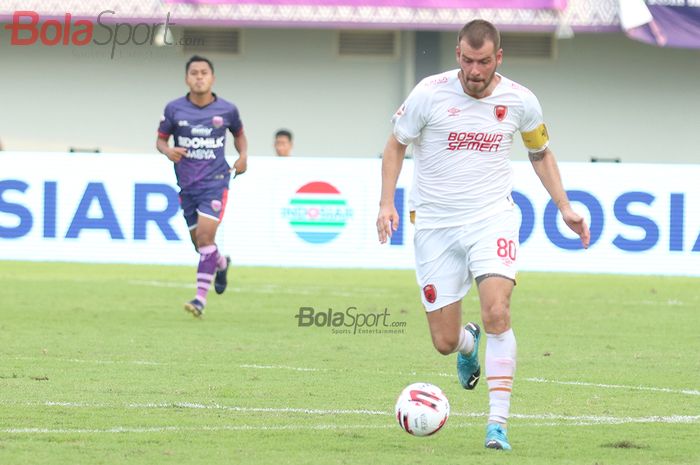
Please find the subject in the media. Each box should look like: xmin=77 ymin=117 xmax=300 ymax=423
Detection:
xmin=393 ymin=70 xmax=548 ymax=230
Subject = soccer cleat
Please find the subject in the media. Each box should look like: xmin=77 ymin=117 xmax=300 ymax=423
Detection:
xmin=214 ymin=256 xmax=231 ymax=295
xmin=184 ymin=299 xmax=205 ymax=317
xmin=456 ymin=322 xmax=481 ymax=390
xmin=485 ymin=423 xmax=512 ymax=450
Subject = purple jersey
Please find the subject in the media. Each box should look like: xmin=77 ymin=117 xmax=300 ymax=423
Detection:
xmin=158 ymin=93 xmax=243 ymax=190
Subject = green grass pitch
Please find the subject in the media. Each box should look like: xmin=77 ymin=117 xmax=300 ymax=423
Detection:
xmin=0 ymin=261 xmax=698 ymax=465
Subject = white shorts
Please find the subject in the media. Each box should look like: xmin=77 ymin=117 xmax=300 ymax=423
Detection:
xmin=414 ymin=209 xmax=519 ymax=312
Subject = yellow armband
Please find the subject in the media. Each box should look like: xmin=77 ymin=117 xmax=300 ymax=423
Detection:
xmin=409 ymin=210 xmax=416 ymax=225
xmin=521 ymin=123 xmax=549 ymax=151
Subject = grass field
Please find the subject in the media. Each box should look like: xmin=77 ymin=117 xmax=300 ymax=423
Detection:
xmin=0 ymin=261 xmax=698 ymax=465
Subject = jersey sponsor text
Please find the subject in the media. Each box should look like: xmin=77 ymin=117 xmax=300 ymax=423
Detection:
xmin=447 ymin=131 xmax=503 ymax=152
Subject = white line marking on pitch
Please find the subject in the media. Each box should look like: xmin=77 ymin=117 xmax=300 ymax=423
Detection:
xmin=128 ymin=280 xmax=194 ymax=289
xmin=239 ymin=364 xmax=326 ymax=372
xmin=130 ymin=402 xmax=387 ymax=416
xmin=508 ymin=413 xmax=700 ymax=425
xmin=432 ymin=373 xmax=699 ymax=396
xmin=3 ymin=414 xmax=700 ymax=434
xmin=10 ymin=355 xmax=700 ymax=397
xmin=4 ymin=401 xmax=698 ymax=427
xmin=0 ymin=424 xmax=395 ymax=434
xmin=127 ymin=280 xmax=360 ymax=297
xmin=3 ymin=401 xmax=385 ymax=416
xmin=8 ymin=356 xmax=163 ymax=366
xmin=524 ymin=377 xmax=700 ymax=396
xmin=9 ymin=358 xmax=326 ymax=372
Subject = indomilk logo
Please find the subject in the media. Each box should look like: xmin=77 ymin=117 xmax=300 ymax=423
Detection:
xmin=281 ymin=181 xmax=353 ymax=244
xmin=177 ymin=135 xmax=223 ymax=160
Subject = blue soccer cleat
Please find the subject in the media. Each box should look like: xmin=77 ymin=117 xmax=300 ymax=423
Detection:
xmin=485 ymin=423 xmax=512 ymax=450
xmin=456 ymin=322 xmax=481 ymax=390
xmin=184 ymin=298 xmax=205 ymax=317
xmin=214 ymin=255 xmax=231 ymax=295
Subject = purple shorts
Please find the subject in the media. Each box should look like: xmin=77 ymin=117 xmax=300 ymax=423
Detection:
xmin=179 ymin=186 xmax=229 ymax=229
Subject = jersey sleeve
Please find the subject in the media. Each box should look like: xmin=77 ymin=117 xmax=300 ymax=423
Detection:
xmin=391 ymin=83 xmax=431 ymax=145
xmin=229 ymin=106 xmax=243 ymax=137
xmin=157 ymin=103 xmax=175 ymax=139
xmin=518 ymin=91 xmax=549 ymax=153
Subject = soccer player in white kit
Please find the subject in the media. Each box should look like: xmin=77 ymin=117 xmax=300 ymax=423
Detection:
xmin=377 ymin=20 xmax=590 ymax=450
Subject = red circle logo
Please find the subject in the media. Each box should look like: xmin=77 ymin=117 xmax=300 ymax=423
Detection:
xmin=423 ymin=284 xmax=437 ymax=304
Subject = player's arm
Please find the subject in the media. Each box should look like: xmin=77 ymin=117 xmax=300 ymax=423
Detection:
xmin=231 ymin=130 xmax=248 ymax=175
xmin=156 ymin=134 xmax=186 ymax=163
xmin=528 ymin=146 xmax=590 ymax=248
xmin=377 ymin=134 xmax=407 ymax=244
xmin=156 ymin=106 xmax=186 ymax=163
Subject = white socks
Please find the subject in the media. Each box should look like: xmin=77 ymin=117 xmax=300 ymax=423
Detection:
xmin=485 ymin=328 xmax=517 ymax=424
xmin=454 ymin=326 xmax=475 ymax=356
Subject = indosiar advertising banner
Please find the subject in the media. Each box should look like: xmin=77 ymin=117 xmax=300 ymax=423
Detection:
xmin=1 ymin=152 xmax=698 ymax=276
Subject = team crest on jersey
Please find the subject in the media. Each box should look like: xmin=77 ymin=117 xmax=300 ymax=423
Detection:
xmin=423 ymin=284 xmax=437 ymax=304
xmin=212 ymin=116 xmax=224 ymax=128
xmin=494 ymin=105 xmax=508 ymax=121
xmin=211 ymin=200 xmax=222 ymax=212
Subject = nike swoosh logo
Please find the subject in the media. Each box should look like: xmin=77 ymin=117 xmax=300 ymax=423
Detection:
xmin=469 ymin=375 xmax=479 ymax=387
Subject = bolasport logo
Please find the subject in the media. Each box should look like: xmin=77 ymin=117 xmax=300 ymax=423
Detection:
xmin=294 ymin=307 xmax=407 ymax=336
xmin=1 ymin=10 xmax=198 ymax=59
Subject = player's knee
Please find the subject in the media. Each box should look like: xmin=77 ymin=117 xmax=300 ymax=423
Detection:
xmin=482 ymin=303 xmax=511 ymax=334
xmin=432 ymin=334 xmax=459 ymax=355
xmin=195 ymin=233 xmax=215 ymax=249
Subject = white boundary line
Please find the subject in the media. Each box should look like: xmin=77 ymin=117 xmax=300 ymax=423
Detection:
xmin=2 ymin=401 xmax=698 ymax=427
xmin=127 ymin=280 xmax=363 ymax=297
xmin=8 ymin=356 xmax=163 ymax=366
xmin=238 ymin=364 xmax=326 ymax=372
xmin=131 ymin=402 xmax=388 ymax=416
xmin=0 ymin=424 xmax=396 ymax=434
xmin=524 ymin=377 xmax=700 ymax=396
xmin=7 ymin=357 xmax=700 ymax=397
xmin=3 ymin=415 xmax=700 ymax=434
xmin=13 ymin=415 xmax=700 ymax=435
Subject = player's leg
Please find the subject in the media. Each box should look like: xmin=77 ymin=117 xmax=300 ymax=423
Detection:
xmin=184 ymin=187 xmax=229 ymax=316
xmin=188 ymin=228 xmax=198 ymax=250
xmin=181 ymin=191 xmax=207 ymax=315
xmin=478 ymin=275 xmax=515 ymax=447
xmin=425 ymin=301 xmax=464 ymax=355
xmin=469 ymin=210 xmax=519 ymax=450
xmin=478 ymin=276 xmax=515 ymax=450
xmin=425 ymin=302 xmax=481 ymax=390
xmin=415 ymin=227 xmax=480 ymax=388
xmin=180 ymin=192 xmax=200 ymax=252
xmin=184 ymin=215 xmax=220 ymax=316
xmin=209 ymin=187 xmax=231 ymax=294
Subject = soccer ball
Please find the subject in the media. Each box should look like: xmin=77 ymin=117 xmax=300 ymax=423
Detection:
xmin=394 ymin=382 xmax=450 ymax=436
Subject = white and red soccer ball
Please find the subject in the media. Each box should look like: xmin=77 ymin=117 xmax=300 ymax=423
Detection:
xmin=395 ymin=382 xmax=450 ymax=436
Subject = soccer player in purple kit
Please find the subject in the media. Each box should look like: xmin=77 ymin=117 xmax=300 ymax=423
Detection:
xmin=156 ymin=55 xmax=248 ymax=317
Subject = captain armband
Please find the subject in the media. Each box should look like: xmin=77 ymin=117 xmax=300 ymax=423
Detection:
xmin=521 ymin=123 xmax=549 ymax=152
